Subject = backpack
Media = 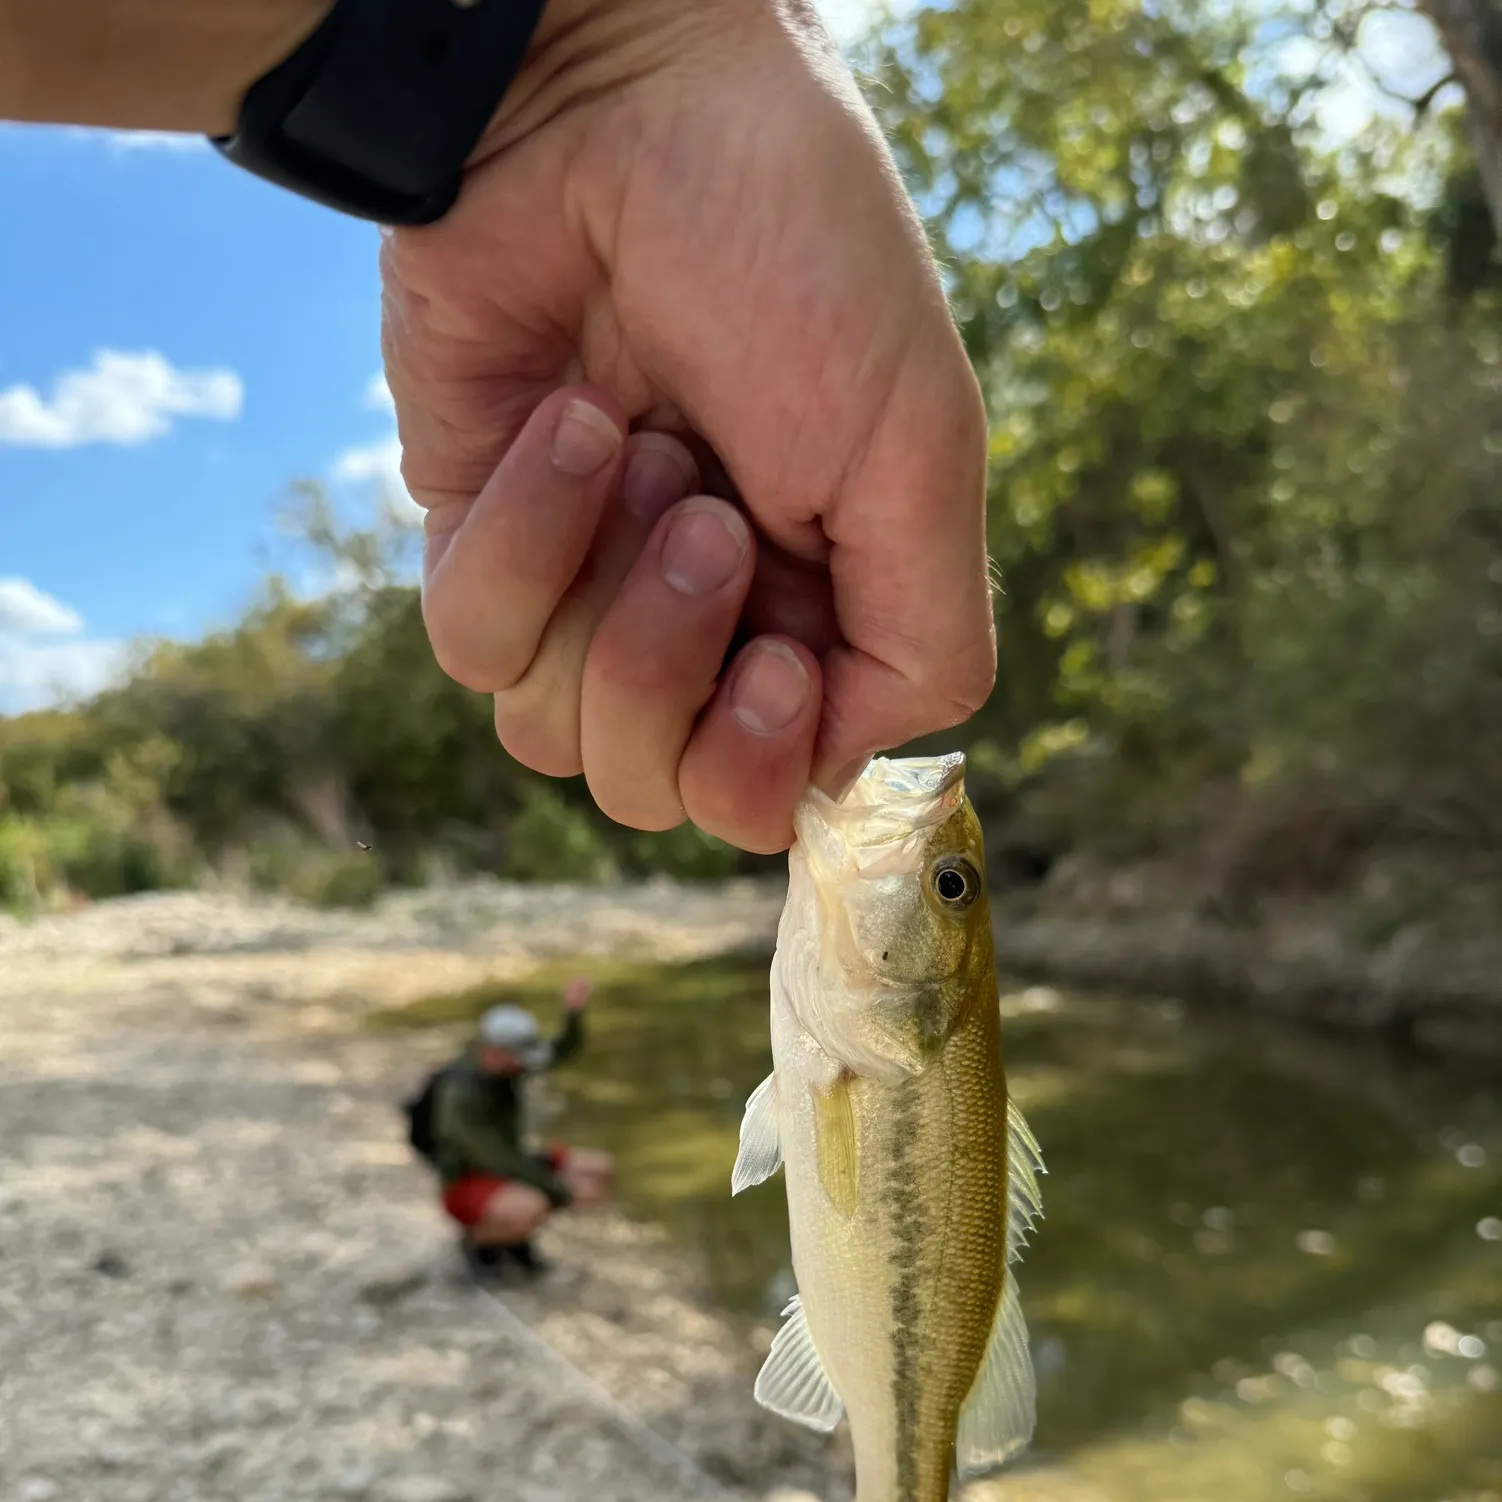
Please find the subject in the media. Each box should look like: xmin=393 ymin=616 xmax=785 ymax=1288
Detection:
xmin=403 ymin=1065 xmax=454 ymax=1168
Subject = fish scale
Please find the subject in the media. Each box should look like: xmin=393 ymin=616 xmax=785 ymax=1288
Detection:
xmin=732 ymin=754 xmax=1043 ymax=1502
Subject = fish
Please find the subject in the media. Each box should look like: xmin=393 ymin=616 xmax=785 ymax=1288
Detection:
xmin=732 ymin=753 xmax=1044 ymax=1501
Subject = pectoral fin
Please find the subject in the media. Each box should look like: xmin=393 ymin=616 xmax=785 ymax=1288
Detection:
xmin=1006 ymin=1096 xmax=1045 ymax=1264
xmin=955 ymin=1269 xmax=1036 ymax=1478
xmin=754 ymin=1295 xmax=845 ymax=1432
xmin=813 ymin=1075 xmax=858 ymax=1218
xmin=731 ymin=1072 xmax=782 ymax=1196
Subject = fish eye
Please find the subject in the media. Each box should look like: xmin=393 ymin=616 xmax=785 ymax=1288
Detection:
xmin=931 ymin=858 xmax=979 ymax=910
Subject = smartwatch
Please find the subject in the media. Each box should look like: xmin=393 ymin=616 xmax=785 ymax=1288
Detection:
xmin=213 ymin=0 xmax=550 ymax=227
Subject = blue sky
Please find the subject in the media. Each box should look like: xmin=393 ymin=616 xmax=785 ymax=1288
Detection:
xmin=0 ymin=0 xmax=1447 ymax=715
xmin=0 ymin=0 xmax=892 ymax=716
xmin=0 ymin=125 xmax=405 ymax=712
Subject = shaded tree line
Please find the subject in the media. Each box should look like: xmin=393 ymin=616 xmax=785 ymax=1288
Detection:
xmin=3 ymin=0 xmax=1501 ymax=926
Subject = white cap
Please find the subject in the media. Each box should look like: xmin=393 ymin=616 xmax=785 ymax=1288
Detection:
xmin=477 ymin=1005 xmax=541 ymax=1050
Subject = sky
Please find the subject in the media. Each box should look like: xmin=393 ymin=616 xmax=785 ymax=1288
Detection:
xmin=0 ymin=0 xmax=1448 ymax=714
xmin=0 ymin=0 xmax=897 ymax=716
xmin=0 ymin=124 xmax=399 ymax=713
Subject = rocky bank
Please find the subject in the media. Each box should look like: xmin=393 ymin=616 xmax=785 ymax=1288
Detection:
xmin=0 ymin=879 xmax=849 ymax=1502
xmin=4 ymin=870 xmax=1490 ymax=1502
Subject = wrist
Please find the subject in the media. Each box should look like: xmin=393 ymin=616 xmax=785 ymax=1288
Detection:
xmin=1 ymin=0 xmax=329 ymax=135
xmin=470 ymin=0 xmax=771 ymax=164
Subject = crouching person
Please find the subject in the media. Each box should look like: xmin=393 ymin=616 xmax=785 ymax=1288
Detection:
xmin=408 ymin=978 xmax=614 ymax=1282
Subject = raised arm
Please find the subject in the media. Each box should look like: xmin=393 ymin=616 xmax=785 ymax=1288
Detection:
xmin=0 ymin=0 xmax=326 ymax=133
xmin=3 ymin=0 xmax=995 ymax=856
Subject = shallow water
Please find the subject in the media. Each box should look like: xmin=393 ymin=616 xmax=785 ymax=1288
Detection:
xmin=390 ymin=955 xmax=1502 ymax=1501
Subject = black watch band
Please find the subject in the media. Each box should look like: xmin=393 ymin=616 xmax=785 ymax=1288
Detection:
xmin=213 ymin=0 xmax=550 ymax=227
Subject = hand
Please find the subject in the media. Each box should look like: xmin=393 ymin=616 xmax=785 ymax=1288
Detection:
xmin=382 ymin=0 xmax=994 ymax=855
xmin=561 ymin=977 xmax=592 ymax=1014
xmin=561 ymin=1148 xmax=614 ymax=1207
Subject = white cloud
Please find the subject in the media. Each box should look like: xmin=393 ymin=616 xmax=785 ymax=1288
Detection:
xmin=0 ymin=348 xmax=240 ymax=447
xmin=337 ymin=374 xmax=402 ymax=487
xmin=105 ymin=130 xmax=208 ymax=153
xmin=0 ymin=350 xmax=243 ymax=449
xmin=334 ymin=373 xmax=420 ymax=523
xmin=43 ymin=125 xmax=209 ymax=153
xmin=0 ymin=579 xmax=125 ymax=715
xmin=332 ymin=434 xmax=422 ymax=531
xmin=334 ymin=434 xmax=404 ymax=488
xmin=364 ymin=372 xmax=394 ymax=411
xmin=0 ymin=638 xmax=127 ymax=714
xmin=0 ymin=578 xmax=83 ymax=636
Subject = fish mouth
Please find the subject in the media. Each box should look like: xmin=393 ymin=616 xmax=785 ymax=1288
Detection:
xmin=798 ymin=753 xmax=967 ymax=856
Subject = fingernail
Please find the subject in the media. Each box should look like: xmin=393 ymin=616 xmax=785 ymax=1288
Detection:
xmin=552 ymin=398 xmax=623 ymax=476
xmin=622 ymin=436 xmax=696 ymax=522
xmin=823 ymin=755 xmax=872 ymax=803
xmin=731 ymin=641 xmax=810 ymax=736
xmin=660 ymin=501 xmax=748 ymax=596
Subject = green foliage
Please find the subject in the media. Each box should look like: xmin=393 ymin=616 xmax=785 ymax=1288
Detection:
xmin=624 ymin=822 xmax=743 ymax=881
xmin=0 ymin=734 xmax=199 ymax=910
xmin=505 ymin=783 xmax=619 ymax=884
xmin=871 ymin=0 xmax=1502 ymax=895
xmin=0 ymin=497 xmax=764 ymax=911
xmin=242 ymin=827 xmax=384 ymax=908
xmin=4 ymin=0 xmax=1500 ymax=918
xmin=0 ymin=817 xmax=48 ymax=912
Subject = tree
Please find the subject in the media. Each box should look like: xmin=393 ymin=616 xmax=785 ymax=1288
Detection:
xmin=872 ymin=0 xmax=1502 ymax=882
xmin=1420 ymin=0 xmax=1502 ymax=232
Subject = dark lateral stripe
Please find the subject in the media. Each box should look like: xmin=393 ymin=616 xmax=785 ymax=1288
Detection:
xmin=887 ymin=1085 xmax=922 ymax=1500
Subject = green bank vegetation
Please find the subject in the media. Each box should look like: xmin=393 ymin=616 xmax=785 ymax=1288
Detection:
xmin=5 ymin=0 xmax=1502 ymax=931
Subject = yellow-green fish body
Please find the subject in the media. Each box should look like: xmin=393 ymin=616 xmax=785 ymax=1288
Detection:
xmin=733 ymin=755 xmax=1043 ymax=1502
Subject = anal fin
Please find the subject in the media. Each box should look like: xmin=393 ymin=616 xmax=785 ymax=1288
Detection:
xmin=731 ymin=1072 xmax=782 ymax=1196
xmin=955 ymin=1268 xmax=1036 ymax=1478
xmin=754 ymin=1294 xmax=845 ymax=1433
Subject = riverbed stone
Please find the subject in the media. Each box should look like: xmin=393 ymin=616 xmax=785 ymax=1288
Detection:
xmin=0 ymin=879 xmax=846 ymax=1502
xmin=372 ymin=1477 xmax=472 ymax=1502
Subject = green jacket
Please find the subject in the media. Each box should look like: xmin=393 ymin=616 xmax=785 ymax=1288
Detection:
xmin=431 ymin=1011 xmax=583 ymax=1206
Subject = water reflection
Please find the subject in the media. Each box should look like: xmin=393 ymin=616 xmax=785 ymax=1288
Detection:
xmin=380 ymin=957 xmax=1502 ymax=1500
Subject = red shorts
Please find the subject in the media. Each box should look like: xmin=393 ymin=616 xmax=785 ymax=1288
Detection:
xmin=441 ymin=1145 xmax=569 ymax=1227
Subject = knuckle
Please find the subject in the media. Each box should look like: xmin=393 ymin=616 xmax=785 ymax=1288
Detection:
xmin=423 ymin=594 xmax=529 ymax=696
xmin=585 ymin=629 xmax=685 ymax=701
xmin=493 ymin=701 xmax=584 ymax=779
xmin=598 ymin=791 xmax=686 ymax=835
xmin=736 ymin=826 xmax=797 ymax=858
xmin=940 ymin=659 xmax=997 ymax=723
xmin=496 ymin=736 xmax=583 ymax=781
xmin=682 ymin=775 xmax=797 ymax=857
xmin=586 ymin=769 xmax=686 ymax=835
xmin=428 ymin=636 xmax=512 ymax=695
xmin=920 ymin=630 xmax=997 ymax=729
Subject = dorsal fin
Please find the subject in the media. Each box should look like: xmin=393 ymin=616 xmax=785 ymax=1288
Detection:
xmin=1006 ymin=1096 xmax=1045 ymax=1263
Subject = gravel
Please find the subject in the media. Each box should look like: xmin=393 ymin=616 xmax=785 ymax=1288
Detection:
xmin=0 ymin=879 xmax=843 ymax=1502
xmin=0 ymin=878 xmax=1082 ymax=1502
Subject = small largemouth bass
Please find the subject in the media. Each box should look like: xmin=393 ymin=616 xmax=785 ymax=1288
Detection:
xmin=732 ymin=753 xmax=1044 ymax=1501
